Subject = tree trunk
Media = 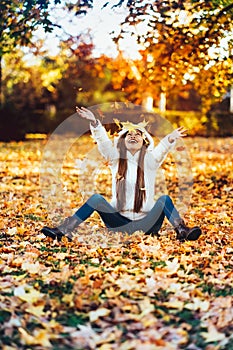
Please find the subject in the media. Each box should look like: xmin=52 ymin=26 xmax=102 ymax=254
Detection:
xmin=159 ymin=92 xmax=166 ymax=112
xmin=142 ymin=92 xmax=154 ymax=111
xmin=0 ymin=55 xmax=2 ymax=108
xmin=230 ymin=86 xmax=233 ymax=113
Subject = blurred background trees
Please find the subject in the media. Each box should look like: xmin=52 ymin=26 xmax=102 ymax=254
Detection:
xmin=0 ymin=0 xmax=232 ymax=140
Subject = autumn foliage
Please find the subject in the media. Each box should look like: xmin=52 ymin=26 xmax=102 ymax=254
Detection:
xmin=1 ymin=0 xmax=233 ymax=141
xmin=0 ymin=135 xmax=232 ymax=349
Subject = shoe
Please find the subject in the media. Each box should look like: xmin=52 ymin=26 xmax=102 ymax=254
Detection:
xmin=41 ymin=226 xmax=67 ymax=241
xmin=41 ymin=215 xmax=79 ymax=242
xmin=174 ymin=219 xmax=202 ymax=242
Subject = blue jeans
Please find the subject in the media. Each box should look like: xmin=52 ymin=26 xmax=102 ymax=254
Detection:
xmin=74 ymin=194 xmax=181 ymax=235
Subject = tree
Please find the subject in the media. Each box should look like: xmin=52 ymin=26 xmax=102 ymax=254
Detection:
xmin=0 ymin=0 xmax=62 ymax=106
xmin=0 ymin=47 xmax=66 ymax=140
xmin=108 ymin=0 xmax=233 ymax=111
xmin=0 ymin=34 xmax=120 ymax=140
xmin=54 ymin=34 xmax=121 ymax=120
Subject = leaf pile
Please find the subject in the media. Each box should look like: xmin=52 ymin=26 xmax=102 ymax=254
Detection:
xmin=0 ymin=136 xmax=232 ymax=350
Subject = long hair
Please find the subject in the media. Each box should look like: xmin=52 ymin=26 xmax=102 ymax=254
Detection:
xmin=116 ymin=135 xmax=127 ymax=211
xmin=116 ymin=132 xmax=148 ymax=213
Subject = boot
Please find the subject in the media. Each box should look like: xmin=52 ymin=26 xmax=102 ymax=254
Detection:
xmin=174 ymin=218 xmax=202 ymax=242
xmin=41 ymin=216 xmax=79 ymax=242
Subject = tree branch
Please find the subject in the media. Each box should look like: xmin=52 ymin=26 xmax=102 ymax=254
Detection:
xmin=200 ymin=2 xmax=233 ymax=43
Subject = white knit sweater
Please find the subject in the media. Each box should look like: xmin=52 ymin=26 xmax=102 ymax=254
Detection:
xmin=90 ymin=121 xmax=175 ymax=220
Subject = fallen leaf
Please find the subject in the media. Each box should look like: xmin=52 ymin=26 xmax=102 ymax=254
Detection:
xmin=185 ymin=298 xmax=209 ymax=312
xmin=14 ymin=285 xmax=44 ymax=303
xmin=19 ymin=328 xmax=52 ymax=347
xmin=201 ymin=323 xmax=226 ymax=343
xmin=25 ymin=304 xmax=45 ymax=317
xmin=89 ymin=308 xmax=110 ymax=322
xmin=21 ymin=261 xmax=41 ymax=274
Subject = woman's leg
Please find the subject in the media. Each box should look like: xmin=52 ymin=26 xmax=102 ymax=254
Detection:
xmin=74 ymin=193 xmax=131 ymax=230
xmin=133 ymin=195 xmax=181 ymax=234
xmin=132 ymin=195 xmax=201 ymax=241
xmin=41 ymin=194 xmax=132 ymax=240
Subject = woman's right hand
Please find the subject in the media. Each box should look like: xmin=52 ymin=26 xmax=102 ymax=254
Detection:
xmin=76 ymin=106 xmax=97 ymax=124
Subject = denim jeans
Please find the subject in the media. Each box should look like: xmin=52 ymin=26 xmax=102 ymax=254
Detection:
xmin=74 ymin=194 xmax=181 ymax=235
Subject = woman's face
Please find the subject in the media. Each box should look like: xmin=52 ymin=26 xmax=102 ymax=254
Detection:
xmin=125 ymin=130 xmax=144 ymax=155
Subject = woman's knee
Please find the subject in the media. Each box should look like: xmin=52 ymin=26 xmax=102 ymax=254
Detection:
xmin=88 ymin=193 xmax=106 ymax=206
xmin=157 ymin=194 xmax=171 ymax=204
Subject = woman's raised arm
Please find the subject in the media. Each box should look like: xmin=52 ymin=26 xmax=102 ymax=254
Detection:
xmin=76 ymin=106 xmax=117 ymax=161
xmin=167 ymin=126 xmax=188 ymax=143
xmin=76 ymin=106 xmax=98 ymax=127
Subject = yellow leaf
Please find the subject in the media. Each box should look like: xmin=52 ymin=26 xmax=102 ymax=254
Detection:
xmin=104 ymin=287 xmax=122 ymax=298
xmin=113 ymin=119 xmax=148 ymax=133
xmin=19 ymin=328 xmax=52 ymax=347
xmin=19 ymin=328 xmax=37 ymax=346
xmin=14 ymin=273 xmax=27 ymax=281
xmin=25 ymin=305 xmax=45 ymax=317
xmin=163 ymin=300 xmax=184 ymax=310
xmin=62 ymin=293 xmax=74 ymax=306
xmin=14 ymin=285 xmax=44 ymax=303
xmin=137 ymin=298 xmax=155 ymax=318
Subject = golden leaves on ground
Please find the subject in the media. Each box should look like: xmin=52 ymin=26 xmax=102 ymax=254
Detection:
xmin=0 ymin=136 xmax=232 ymax=349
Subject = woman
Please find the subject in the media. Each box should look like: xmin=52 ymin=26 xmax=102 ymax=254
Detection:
xmin=41 ymin=107 xmax=202 ymax=242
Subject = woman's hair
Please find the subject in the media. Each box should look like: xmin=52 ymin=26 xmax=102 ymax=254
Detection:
xmin=116 ymin=131 xmax=148 ymax=213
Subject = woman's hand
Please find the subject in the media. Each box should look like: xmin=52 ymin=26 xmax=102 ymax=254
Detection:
xmin=76 ymin=106 xmax=98 ymax=126
xmin=168 ymin=126 xmax=188 ymax=143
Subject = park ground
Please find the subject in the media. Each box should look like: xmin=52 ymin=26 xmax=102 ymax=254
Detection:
xmin=0 ymin=135 xmax=232 ymax=349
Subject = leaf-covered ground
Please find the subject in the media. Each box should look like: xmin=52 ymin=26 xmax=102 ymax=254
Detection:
xmin=0 ymin=136 xmax=232 ymax=350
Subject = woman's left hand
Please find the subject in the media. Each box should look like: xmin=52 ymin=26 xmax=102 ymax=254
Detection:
xmin=168 ymin=126 xmax=188 ymax=143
